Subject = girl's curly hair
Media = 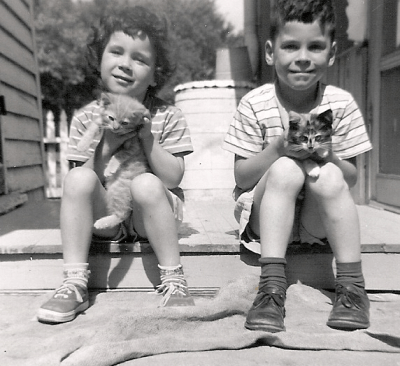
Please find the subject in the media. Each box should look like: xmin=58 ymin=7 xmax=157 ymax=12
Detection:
xmin=86 ymin=6 xmax=175 ymax=95
xmin=270 ymin=0 xmax=336 ymax=42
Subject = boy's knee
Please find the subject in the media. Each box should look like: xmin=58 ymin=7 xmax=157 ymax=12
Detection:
xmin=130 ymin=173 xmax=165 ymax=204
xmin=267 ymin=157 xmax=305 ymax=190
xmin=308 ymin=163 xmax=348 ymax=198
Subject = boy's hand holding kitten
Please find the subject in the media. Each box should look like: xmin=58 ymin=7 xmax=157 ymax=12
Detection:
xmin=283 ymin=109 xmax=333 ymax=178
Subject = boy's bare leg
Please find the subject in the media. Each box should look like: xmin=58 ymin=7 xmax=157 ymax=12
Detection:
xmin=302 ymin=163 xmax=369 ymax=330
xmin=245 ymin=157 xmax=305 ymax=332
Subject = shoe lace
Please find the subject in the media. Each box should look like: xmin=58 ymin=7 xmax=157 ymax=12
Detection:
xmin=336 ymin=284 xmax=363 ymax=309
xmin=53 ymin=283 xmax=84 ymax=302
xmin=156 ymin=272 xmax=189 ymax=305
xmin=254 ymin=289 xmax=285 ymax=308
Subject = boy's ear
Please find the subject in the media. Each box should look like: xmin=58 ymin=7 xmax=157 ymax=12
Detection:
xmin=265 ymin=40 xmax=274 ymax=66
xmin=328 ymin=41 xmax=337 ymax=67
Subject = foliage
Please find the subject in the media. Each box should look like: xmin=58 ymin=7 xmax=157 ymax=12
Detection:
xmin=34 ymin=0 xmax=243 ymax=114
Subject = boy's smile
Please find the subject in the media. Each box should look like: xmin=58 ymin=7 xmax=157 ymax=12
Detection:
xmin=100 ymin=31 xmax=156 ymax=102
xmin=266 ymin=20 xmax=336 ymax=101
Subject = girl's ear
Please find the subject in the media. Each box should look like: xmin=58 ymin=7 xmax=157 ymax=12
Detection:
xmin=328 ymin=41 xmax=337 ymax=67
xmin=265 ymin=40 xmax=274 ymax=66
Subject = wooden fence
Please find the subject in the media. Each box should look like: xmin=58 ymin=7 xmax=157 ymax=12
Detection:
xmin=43 ymin=110 xmax=70 ymax=198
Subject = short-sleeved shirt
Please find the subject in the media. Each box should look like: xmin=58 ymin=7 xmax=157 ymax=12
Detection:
xmin=224 ymin=82 xmax=372 ymax=166
xmin=67 ymin=94 xmax=193 ymax=163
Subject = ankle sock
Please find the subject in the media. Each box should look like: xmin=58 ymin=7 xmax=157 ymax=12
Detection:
xmin=258 ymin=257 xmax=287 ymax=293
xmin=335 ymin=261 xmax=365 ymax=289
xmin=158 ymin=264 xmax=182 ymax=271
xmin=63 ymin=263 xmax=90 ymax=288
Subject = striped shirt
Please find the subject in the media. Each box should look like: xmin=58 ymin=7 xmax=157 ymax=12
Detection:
xmin=223 ymin=83 xmax=372 ymax=160
xmin=67 ymin=94 xmax=194 ymax=162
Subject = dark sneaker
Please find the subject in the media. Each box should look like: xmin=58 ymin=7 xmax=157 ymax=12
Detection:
xmin=245 ymin=286 xmax=286 ymax=333
xmin=327 ymin=283 xmax=370 ymax=330
xmin=37 ymin=283 xmax=89 ymax=323
xmin=156 ymin=266 xmax=195 ymax=307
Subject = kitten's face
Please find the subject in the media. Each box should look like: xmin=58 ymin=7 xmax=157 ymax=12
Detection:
xmin=286 ymin=109 xmax=333 ymax=155
xmin=99 ymin=93 xmax=147 ymax=135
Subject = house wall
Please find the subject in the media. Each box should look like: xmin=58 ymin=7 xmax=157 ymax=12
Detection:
xmin=0 ymin=0 xmax=45 ymax=201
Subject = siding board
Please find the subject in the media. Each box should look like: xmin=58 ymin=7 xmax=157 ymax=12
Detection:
xmin=0 ymin=55 xmax=37 ymax=96
xmin=0 ymin=0 xmax=45 ymax=198
xmin=0 ymin=2 xmax=33 ymax=51
xmin=0 ymin=83 xmax=40 ymax=119
xmin=7 ymin=165 xmax=45 ymax=192
xmin=0 ymin=29 xmax=37 ymax=74
xmin=2 ymin=114 xmax=42 ymax=141
xmin=5 ymin=140 xmax=43 ymax=167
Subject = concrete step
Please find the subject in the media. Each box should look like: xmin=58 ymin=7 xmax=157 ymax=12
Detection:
xmin=0 ymin=199 xmax=400 ymax=291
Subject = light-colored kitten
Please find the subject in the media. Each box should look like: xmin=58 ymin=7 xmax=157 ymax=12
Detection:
xmin=284 ymin=109 xmax=333 ymax=178
xmin=78 ymin=93 xmax=151 ymax=229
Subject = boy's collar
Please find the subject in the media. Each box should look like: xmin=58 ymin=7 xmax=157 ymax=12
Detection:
xmin=274 ymin=82 xmax=327 ymax=129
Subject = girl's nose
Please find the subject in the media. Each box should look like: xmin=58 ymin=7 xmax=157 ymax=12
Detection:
xmin=118 ymin=57 xmax=132 ymax=73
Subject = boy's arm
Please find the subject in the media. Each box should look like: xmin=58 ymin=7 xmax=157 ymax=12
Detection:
xmin=234 ymin=137 xmax=284 ymax=190
xmin=327 ymin=154 xmax=358 ymax=188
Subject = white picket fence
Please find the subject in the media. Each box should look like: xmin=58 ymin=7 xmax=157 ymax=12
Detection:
xmin=43 ymin=110 xmax=70 ymax=198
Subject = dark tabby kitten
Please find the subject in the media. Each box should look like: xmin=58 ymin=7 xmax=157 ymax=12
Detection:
xmin=284 ymin=109 xmax=333 ymax=178
xmin=78 ymin=93 xmax=151 ymax=229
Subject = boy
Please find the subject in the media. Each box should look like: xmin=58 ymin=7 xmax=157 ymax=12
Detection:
xmin=223 ymin=0 xmax=372 ymax=332
xmin=37 ymin=6 xmax=194 ymax=324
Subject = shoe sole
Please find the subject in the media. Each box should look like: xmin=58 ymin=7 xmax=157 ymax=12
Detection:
xmin=37 ymin=300 xmax=89 ymax=324
xmin=244 ymin=321 xmax=285 ymax=333
xmin=327 ymin=319 xmax=370 ymax=330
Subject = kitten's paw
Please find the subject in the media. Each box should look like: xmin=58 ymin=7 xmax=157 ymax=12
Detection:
xmin=94 ymin=215 xmax=122 ymax=229
xmin=307 ymin=167 xmax=320 ymax=178
xmin=77 ymin=141 xmax=91 ymax=152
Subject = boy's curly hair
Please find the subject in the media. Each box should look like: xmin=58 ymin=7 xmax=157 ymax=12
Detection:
xmin=270 ymin=0 xmax=336 ymax=42
xmin=86 ymin=6 xmax=175 ymax=95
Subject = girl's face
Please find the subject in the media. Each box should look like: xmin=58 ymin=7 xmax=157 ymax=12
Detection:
xmin=266 ymin=20 xmax=336 ymax=94
xmin=100 ymin=31 xmax=156 ymax=102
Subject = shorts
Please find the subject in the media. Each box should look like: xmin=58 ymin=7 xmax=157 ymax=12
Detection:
xmin=234 ymin=186 xmax=327 ymax=254
xmin=92 ymin=189 xmax=184 ymax=244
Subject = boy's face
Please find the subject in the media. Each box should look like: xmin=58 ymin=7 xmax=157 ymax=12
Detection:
xmin=265 ymin=20 xmax=336 ymax=93
xmin=100 ymin=31 xmax=156 ymax=101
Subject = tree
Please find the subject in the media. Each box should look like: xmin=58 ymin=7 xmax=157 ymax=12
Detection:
xmin=34 ymin=0 xmax=243 ymax=115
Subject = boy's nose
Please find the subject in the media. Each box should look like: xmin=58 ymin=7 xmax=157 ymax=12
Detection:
xmin=296 ymin=48 xmax=310 ymax=63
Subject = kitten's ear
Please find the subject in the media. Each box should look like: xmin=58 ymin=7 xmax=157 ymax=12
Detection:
xmin=318 ymin=109 xmax=333 ymax=126
xmin=288 ymin=111 xmax=301 ymax=129
xmin=99 ymin=93 xmax=112 ymax=108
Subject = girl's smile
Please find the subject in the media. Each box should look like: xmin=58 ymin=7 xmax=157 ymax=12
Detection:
xmin=100 ymin=31 xmax=156 ymax=102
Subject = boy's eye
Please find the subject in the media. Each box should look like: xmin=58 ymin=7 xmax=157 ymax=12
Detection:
xmin=282 ymin=44 xmax=298 ymax=51
xmin=309 ymin=43 xmax=326 ymax=52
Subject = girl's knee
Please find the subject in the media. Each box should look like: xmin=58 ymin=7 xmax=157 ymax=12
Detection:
xmin=63 ymin=167 xmax=98 ymax=196
xmin=130 ymin=173 xmax=166 ymax=205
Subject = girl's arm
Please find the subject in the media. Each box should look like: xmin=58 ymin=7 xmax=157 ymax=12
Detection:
xmin=327 ymin=154 xmax=358 ymax=188
xmin=140 ymin=132 xmax=185 ymax=189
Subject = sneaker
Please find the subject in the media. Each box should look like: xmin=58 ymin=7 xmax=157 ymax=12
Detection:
xmin=245 ymin=286 xmax=286 ymax=333
xmin=327 ymin=283 xmax=370 ymax=330
xmin=156 ymin=266 xmax=195 ymax=307
xmin=37 ymin=283 xmax=89 ymax=323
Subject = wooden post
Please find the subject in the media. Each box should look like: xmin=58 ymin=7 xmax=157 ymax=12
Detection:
xmin=59 ymin=110 xmax=69 ymax=192
xmin=45 ymin=111 xmax=58 ymax=198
